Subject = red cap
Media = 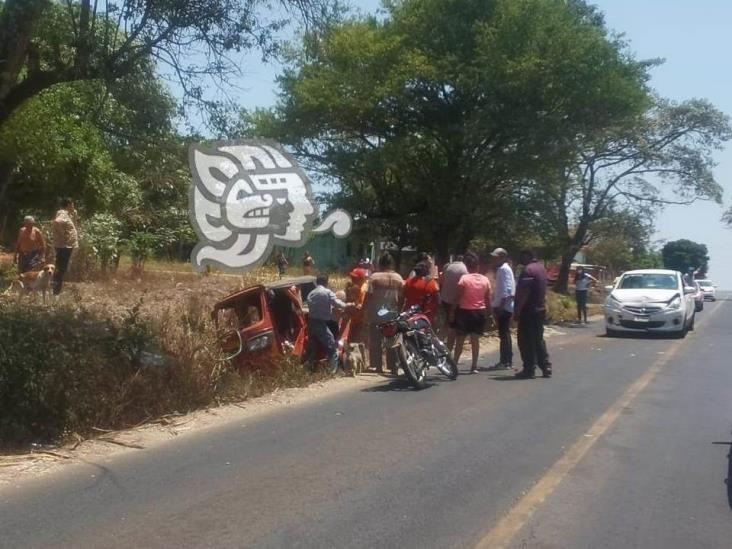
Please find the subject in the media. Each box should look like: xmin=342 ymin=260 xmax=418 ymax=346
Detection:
xmin=349 ymin=268 xmax=367 ymax=280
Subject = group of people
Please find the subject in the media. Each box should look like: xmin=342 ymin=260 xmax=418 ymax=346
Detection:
xmin=11 ymin=198 xmax=79 ymax=296
xmin=305 ymin=247 xmax=553 ymax=380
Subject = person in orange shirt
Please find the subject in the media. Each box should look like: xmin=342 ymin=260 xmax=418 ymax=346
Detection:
xmin=344 ymin=268 xmax=368 ymax=344
xmin=403 ymin=262 xmax=439 ymax=323
xmin=13 ymin=216 xmax=46 ymax=273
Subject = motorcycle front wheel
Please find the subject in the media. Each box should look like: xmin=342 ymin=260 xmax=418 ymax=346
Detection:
xmin=436 ymin=354 xmax=459 ymax=380
xmin=400 ymin=340 xmax=428 ymax=390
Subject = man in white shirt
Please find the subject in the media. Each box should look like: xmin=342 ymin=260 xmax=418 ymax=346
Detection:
xmin=490 ymin=248 xmax=515 ymax=369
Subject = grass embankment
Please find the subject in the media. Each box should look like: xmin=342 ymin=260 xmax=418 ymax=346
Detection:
xmin=0 ymin=256 xmax=596 ymax=452
xmin=0 ymin=266 xmax=332 ymax=453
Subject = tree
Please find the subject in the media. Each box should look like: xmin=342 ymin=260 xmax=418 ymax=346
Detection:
xmin=0 ymin=0 xmax=328 ymax=129
xmin=250 ymin=0 xmax=654 ymax=262
xmin=544 ymin=98 xmax=730 ymax=293
xmin=584 ymin=210 xmax=661 ymax=275
xmin=661 ymin=239 xmax=709 ymax=277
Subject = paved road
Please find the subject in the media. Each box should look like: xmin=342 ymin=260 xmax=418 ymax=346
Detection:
xmin=2 ymin=299 xmax=731 ymax=549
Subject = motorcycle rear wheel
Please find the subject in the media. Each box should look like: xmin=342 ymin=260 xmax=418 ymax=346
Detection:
xmin=400 ymin=340 xmax=428 ymax=390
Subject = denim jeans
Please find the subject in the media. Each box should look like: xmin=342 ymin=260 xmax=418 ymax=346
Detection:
xmin=495 ymin=308 xmax=514 ymax=365
xmin=307 ymin=318 xmax=338 ymax=373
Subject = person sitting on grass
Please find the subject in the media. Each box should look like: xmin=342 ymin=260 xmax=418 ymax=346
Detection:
xmin=306 ymin=274 xmax=349 ymax=374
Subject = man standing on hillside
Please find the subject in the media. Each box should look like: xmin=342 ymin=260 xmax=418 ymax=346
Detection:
xmin=490 ymin=248 xmax=515 ymax=370
xmin=514 ymin=249 xmax=552 ymax=379
xmin=13 ymin=216 xmax=45 ymax=273
xmin=52 ymin=198 xmax=79 ymax=296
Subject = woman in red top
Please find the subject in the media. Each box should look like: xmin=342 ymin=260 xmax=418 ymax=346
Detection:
xmin=403 ymin=262 xmax=439 ymax=323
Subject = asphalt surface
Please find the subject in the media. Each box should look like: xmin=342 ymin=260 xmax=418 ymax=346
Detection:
xmin=2 ymin=297 xmax=731 ymax=549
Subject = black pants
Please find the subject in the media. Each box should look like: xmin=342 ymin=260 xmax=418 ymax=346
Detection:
xmin=53 ymin=248 xmax=73 ymax=295
xmin=517 ymin=309 xmax=551 ymax=374
xmin=576 ymin=290 xmax=588 ymax=322
xmin=495 ymin=308 xmax=513 ymax=365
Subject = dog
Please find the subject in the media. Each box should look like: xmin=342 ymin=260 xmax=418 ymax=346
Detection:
xmin=4 ymin=264 xmax=56 ymax=304
xmin=344 ymin=342 xmax=366 ymax=376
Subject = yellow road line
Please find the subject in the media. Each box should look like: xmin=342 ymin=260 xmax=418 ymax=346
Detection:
xmin=474 ymin=303 xmax=725 ymax=549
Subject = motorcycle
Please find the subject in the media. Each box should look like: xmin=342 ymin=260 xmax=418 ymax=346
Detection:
xmin=376 ymin=305 xmax=458 ymax=389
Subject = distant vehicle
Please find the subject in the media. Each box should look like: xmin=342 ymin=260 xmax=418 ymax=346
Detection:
xmin=604 ymin=269 xmax=696 ymax=338
xmin=696 ymin=279 xmax=717 ymax=301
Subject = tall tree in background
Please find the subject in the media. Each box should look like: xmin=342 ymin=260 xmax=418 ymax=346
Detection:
xmin=585 ymin=210 xmax=661 ymax=275
xmin=250 ymin=0 xmax=654 ymax=261
xmin=545 ymin=98 xmax=730 ymax=293
xmin=662 ymin=239 xmax=710 ymax=277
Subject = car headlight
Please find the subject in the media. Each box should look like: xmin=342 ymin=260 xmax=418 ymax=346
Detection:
xmin=247 ymin=332 xmax=273 ymax=352
xmin=666 ymin=296 xmax=681 ymax=310
xmin=605 ymin=294 xmax=622 ymax=308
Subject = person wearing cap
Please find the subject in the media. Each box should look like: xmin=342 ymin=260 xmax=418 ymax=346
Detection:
xmin=489 ymin=247 xmax=515 ymax=370
xmin=13 ymin=216 xmax=46 ymax=273
xmin=345 ymin=267 xmax=368 ymax=344
xmin=403 ymin=261 xmax=439 ymax=323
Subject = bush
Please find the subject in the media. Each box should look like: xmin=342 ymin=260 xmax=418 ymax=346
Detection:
xmin=0 ymin=292 xmax=327 ymax=452
xmin=0 ymin=299 xmax=223 ymax=450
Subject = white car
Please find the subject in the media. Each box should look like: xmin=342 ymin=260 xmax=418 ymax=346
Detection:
xmin=696 ymin=279 xmax=716 ymax=301
xmin=604 ymin=269 xmax=696 ymax=338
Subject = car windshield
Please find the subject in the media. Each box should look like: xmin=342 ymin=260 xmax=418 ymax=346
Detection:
xmin=618 ymin=274 xmax=678 ymax=290
xmin=697 ymin=280 xmax=713 ymax=288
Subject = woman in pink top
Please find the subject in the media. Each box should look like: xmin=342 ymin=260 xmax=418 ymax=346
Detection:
xmin=452 ymin=252 xmax=492 ymax=373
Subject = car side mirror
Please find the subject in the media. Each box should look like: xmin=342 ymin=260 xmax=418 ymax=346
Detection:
xmin=683 ymin=286 xmax=696 ymax=295
xmin=604 ymin=285 xmax=614 ymax=292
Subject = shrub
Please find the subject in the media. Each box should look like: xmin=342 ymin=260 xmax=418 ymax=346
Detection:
xmin=0 ymin=299 xmax=222 ymax=450
xmin=83 ymin=213 xmax=124 ymax=272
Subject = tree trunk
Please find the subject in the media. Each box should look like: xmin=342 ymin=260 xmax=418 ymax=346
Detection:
xmin=0 ymin=160 xmax=15 ymax=207
xmin=554 ymin=248 xmax=578 ymax=294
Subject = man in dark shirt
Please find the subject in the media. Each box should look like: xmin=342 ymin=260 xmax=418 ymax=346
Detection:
xmin=514 ymin=249 xmax=552 ymax=379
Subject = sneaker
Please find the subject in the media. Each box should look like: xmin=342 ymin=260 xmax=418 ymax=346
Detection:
xmin=515 ymin=370 xmax=536 ymax=379
xmin=541 ymin=368 xmax=552 ymax=378
xmin=487 ymin=362 xmax=509 ymax=370
xmin=470 ymin=366 xmax=480 ymax=374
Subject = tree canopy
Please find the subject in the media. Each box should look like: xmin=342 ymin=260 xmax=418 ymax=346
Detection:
xmin=661 ymin=239 xmax=710 ymax=277
xmin=0 ymin=0 xmax=328 ymax=128
xmin=248 ymin=0 xmax=658 ymax=262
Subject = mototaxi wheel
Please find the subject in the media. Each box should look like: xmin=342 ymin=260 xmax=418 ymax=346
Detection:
xmin=400 ymin=340 xmax=428 ymax=390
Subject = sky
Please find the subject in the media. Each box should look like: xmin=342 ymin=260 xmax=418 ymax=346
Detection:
xmin=187 ymin=0 xmax=732 ymax=288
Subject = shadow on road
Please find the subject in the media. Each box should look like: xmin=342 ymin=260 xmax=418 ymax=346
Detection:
xmin=361 ymin=378 xmax=436 ymax=392
xmin=598 ymin=332 xmax=681 ymax=341
xmin=711 ymin=433 xmax=732 ymax=510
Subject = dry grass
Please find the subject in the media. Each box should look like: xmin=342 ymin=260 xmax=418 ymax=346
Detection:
xmin=0 ymin=261 xmax=346 ymax=452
